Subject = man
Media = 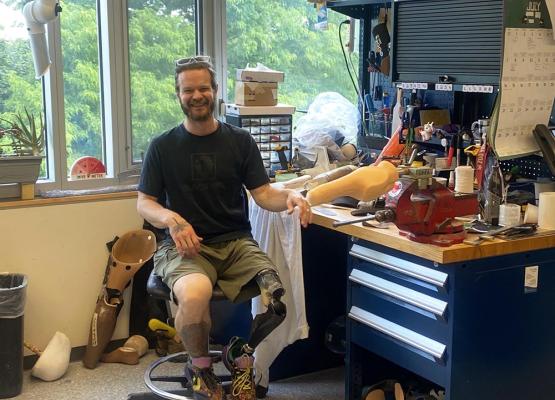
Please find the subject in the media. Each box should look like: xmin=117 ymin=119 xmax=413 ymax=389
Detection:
xmin=137 ymin=55 xmax=312 ymax=400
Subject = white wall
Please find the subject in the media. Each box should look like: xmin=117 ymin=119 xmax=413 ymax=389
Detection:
xmin=0 ymin=198 xmax=143 ymax=354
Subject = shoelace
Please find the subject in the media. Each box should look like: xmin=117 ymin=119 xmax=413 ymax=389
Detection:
xmin=232 ymin=366 xmax=252 ymax=397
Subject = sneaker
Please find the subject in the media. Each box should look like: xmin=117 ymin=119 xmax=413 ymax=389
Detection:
xmin=229 ymin=354 xmax=256 ymax=400
xmin=222 ymin=336 xmax=249 ymax=372
xmin=184 ymin=362 xmax=224 ymax=400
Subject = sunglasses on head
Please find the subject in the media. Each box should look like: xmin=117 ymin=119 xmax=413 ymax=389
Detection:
xmin=175 ymin=55 xmax=211 ymax=67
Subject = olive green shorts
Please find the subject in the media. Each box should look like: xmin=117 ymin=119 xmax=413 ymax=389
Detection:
xmin=153 ymin=237 xmax=276 ymax=303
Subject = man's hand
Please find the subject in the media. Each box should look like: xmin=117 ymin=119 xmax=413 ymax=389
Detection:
xmin=286 ymin=192 xmax=313 ymax=228
xmin=169 ymin=218 xmax=203 ymax=258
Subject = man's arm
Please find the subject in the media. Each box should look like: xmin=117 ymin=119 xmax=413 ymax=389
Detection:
xmin=137 ymin=191 xmax=180 ymax=229
xmin=137 ymin=191 xmax=203 ymax=257
xmin=249 ymin=183 xmax=312 ymax=227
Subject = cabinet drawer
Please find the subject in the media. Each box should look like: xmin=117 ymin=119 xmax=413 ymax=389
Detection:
xmin=350 ymin=272 xmax=449 ymax=342
xmin=349 ymin=305 xmax=448 ymax=387
xmin=350 ymin=244 xmax=448 ymax=296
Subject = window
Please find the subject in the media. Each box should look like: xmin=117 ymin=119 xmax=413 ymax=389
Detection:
xmin=128 ymin=0 xmax=197 ymax=164
xmin=0 ymin=0 xmax=45 ymax=176
xmin=0 ymin=0 xmax=199 ymax=198
xmin=225 ymin=0 xmax=359 ymax=112
xmin=1 ymin=2 xmax=361 ymax=199
xmin=61 ymin=0 xmax=103 ymax=176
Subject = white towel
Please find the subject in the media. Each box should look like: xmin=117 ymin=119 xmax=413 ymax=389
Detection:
xmin=249 ymin=198 xmax=309 ymax=389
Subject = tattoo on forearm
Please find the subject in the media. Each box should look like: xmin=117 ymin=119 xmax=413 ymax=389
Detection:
xmin=171 ymin=217 xmax=190 ymax=233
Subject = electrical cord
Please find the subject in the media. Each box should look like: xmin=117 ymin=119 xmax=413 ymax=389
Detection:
xmin=339 ymin=20 xmax=369 ymax=136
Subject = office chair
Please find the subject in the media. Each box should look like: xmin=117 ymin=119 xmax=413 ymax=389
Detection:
xmin=140 ymin=272 xmax=231 ymax=400
xmin=132 ymin=266 xmax=286 ymax=400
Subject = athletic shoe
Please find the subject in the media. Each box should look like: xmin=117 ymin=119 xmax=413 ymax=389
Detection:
xmin=229 ymin=353 xmax=256 ymax=400
xmin=184 ymin=361 xmax=224 ymax=400
xmin=222 ymin=336 xmax=249 ymax=372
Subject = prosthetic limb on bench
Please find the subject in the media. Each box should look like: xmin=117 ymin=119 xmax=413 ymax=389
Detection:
xmin=141 ymin=269 xmax=286 ymax=400
xmin=82 ymin=229 xmax=156 ymax=369
xmin=305 ymin=160 xmax=399 ymax=206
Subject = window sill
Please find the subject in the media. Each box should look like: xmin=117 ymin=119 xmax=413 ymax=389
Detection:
xmin=0 ymin=190 xmax=138 ymax=210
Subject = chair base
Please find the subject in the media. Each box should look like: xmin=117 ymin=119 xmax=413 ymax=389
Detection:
xmin=141 ymin=351 xmax=231 ymax=400
xmin=128 ymin=388 xmax=192 ymax=400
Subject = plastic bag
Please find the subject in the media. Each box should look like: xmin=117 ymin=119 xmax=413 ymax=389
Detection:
xmin=0 ymin=273 xmax=27 ymax=318
xmin=294 ymin=92 xmax=359 ymax=161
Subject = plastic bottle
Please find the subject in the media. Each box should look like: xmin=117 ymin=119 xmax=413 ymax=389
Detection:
xmin=382 ymin=91 xmax=390 ymax=117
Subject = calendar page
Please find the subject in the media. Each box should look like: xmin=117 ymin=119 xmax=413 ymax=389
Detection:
xmin=492 ymin=28 xmax=555 ymax=159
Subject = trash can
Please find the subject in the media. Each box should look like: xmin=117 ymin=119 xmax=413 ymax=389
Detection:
xmin=0 ymin=273 xmax=27 ymax=399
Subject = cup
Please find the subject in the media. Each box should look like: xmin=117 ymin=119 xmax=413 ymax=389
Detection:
xmin=523 ymin=203 xmax=539 ymax=224
xmin=538 ymin=192 xmax=555 ymax=230
xmin=499 ymin=203 xmax=521 ymax=226
xmin=534 ymin=180 xmax=555 ymax=205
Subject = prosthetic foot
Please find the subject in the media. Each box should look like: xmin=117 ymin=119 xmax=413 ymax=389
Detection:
xmin=83 ymin=229 xmax=156 ymax=369
xmin=100 ymin=335 xmax=148 ymax=365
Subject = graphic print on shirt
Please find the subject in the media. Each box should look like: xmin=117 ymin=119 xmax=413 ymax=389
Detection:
xmin=191 ymin=153 xmax=216 ymax=181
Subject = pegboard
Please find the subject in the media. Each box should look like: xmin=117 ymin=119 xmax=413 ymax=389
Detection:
xmin=499 ymin=155 xmax=554 ymax=180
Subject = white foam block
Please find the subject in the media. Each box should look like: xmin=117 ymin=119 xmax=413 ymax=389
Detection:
xmin=31 ymin=331 xmax=71 ymax=382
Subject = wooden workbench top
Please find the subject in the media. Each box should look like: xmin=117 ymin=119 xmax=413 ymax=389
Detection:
xmin=311 ymin=205 xmax=555 ymax=264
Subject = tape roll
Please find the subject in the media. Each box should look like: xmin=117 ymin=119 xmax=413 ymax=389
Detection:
xmin=499 ymin=203 xmax=521 ymax=227
xmin=454 ymin=166 xmax=474 ymax=194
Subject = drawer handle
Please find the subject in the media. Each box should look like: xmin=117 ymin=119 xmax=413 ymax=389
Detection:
xmin=350 ymin=244 xmax=448 ymax=289
xmin=350 ymin=269 xmax=447 ymax=319
xmin=349 ymin=306 xmax=446 ymax=361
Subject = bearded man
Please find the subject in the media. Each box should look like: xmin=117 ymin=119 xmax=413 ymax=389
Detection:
xmin=137 ymin=56 xmax=312 ymax=400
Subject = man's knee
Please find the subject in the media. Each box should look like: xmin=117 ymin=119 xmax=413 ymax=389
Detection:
xmin=173 ymin=273 xmax=213 ymax=309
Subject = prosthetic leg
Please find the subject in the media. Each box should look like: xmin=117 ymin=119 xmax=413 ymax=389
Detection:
xmin=306 ymin=160 xmax=398 ymax=206
xmin=83 ymin=229 xmax=156 ymax=369
xmin=223 ymin=268 xmax=286 ymax=361
xmin=222 ymin=268 xmax=287 ymax=399
xmin=247 ymin=268 xmax=286 ymax=351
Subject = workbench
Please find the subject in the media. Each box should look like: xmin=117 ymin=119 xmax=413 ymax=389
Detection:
xmin=311 ymin=205 xmax=555 ymax=400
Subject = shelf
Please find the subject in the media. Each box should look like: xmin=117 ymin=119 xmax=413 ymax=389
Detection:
xmin=395 ymin=82 xmax=499 ymax=93
xmin=327 ymin=0 xmax=389 ymax=19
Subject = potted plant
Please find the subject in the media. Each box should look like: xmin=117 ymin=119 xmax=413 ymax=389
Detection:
xmin=0 ymin=108 xmax=46 ymax=185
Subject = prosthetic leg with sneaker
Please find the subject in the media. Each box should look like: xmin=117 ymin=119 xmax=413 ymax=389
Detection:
xmin=222 ymin=268 xmax=287 ymax=400
xmin=183 ymin=268 xmax=286 ymax=400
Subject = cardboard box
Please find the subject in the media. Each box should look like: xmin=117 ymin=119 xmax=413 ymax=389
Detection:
xmin=235 ymin=81 xmax=278 ymax=106
xmin=236 ymin=68 xmax=284 ymax=83
xmin=226 ymin=103 xmax=296 ymax=116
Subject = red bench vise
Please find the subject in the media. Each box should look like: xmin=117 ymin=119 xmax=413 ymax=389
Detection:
xmin=375 ymin=168 xmax=478 ymax=246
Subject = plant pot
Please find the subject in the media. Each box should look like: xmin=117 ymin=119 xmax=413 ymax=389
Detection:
xmin=0 ymin=156 xmax=43 ymax=184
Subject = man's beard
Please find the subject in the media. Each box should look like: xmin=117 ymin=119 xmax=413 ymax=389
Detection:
xmin=181 ymin=98 xmax=215 ymax=121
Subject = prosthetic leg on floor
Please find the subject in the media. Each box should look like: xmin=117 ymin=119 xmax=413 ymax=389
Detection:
xmin=83 ymin=229 xmax=156 ymax=369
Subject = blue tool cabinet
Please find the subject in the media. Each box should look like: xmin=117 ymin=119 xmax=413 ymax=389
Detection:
xmin=346 ymin=237 xmax=555 ymax=400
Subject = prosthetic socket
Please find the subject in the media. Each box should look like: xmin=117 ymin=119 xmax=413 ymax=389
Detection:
xmin=246 ymin=268 xmax=287 ymax=353
xmin=82 ymin=229 xmax=156 ymax=369
xmin=306 ymin=161 xmax=398 ymax=206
